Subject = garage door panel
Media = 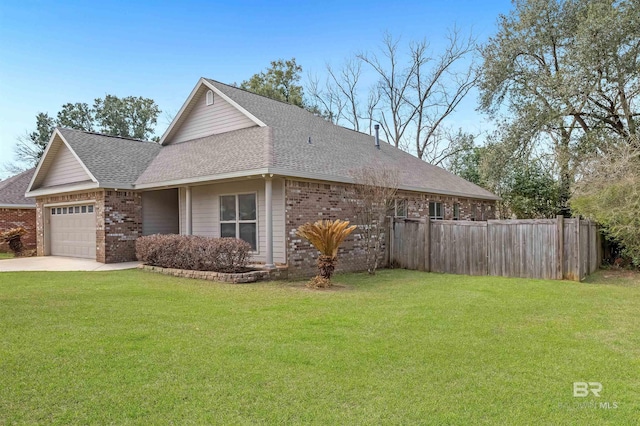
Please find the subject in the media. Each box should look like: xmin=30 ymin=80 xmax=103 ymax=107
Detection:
xmin=50 ymin=204 xmax=96 ymax=259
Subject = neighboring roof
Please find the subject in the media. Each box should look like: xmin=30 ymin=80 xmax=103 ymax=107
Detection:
xmin=0 ymin=168 xmax=36 ymax=208
xmin=57 ymin=128 xmax=162 ymax=187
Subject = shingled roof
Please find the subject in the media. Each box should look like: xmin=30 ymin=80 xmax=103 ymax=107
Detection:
xmin=28 ymin=78 xmax=498 ymax=201
xmin=0 ymin=168 xmax=36 ymax=207
xmin=58 ymin=128 xmax=162 ymax=186
xmin=204 ymin=79 xmax=498 ymax=199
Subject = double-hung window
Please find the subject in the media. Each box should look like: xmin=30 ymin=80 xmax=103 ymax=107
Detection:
xmin=429 ymin=201 xmax=443 ymax=220
xmin=395 ymin=199 xmax=407 ymax=218
xmin=220 ymin=193 xmax=257 ymax=250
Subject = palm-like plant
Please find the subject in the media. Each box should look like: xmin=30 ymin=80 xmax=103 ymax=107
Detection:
xmin=296 ymin=219 xmax=357 ymax=283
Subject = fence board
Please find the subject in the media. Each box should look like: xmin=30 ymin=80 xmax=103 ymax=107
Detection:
xmin=390 ymin=217 xmax=600 ymax=281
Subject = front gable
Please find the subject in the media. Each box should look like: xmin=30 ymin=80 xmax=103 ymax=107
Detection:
xmin=27 ymin=130 xmax=97 ymax=196
xmin=161 ymin=79 xmax=265 ymax=145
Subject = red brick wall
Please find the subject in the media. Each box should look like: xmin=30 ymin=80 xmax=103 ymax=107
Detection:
xmin=103 ymin=190 xmax=142 ymax=263
xmin=285 ymin=179 xmax=497 ymax=278
xmin=0 ymin=208 xmax=36 ymax=252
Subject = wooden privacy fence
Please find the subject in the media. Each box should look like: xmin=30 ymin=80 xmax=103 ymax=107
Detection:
xmin=389 ymin=216 xmax=601 ymax=281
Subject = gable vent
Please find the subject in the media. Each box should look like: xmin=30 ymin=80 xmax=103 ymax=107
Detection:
xmin=206 ymin=90 xmax=214 ymax=106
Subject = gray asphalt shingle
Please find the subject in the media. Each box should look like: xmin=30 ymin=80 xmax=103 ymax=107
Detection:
xmin=46 ymin=80 xmax=497 ymax=200
xmin=58 ymin=128 xmax=162 ymax=186
xmin=207 ymin=79 xmax=498 ymax=199
xmin=0 ymin=168 xmax=35 ymax=206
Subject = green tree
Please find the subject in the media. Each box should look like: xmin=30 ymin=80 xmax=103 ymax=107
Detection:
xmin=478 ymin=0 xmax=640 ymax=214
xmin=571 ymin=139 xmax=640 ymax=266
xmin=56 ymin=102 xmax=95 ymax=132
xmin=13 ymin=95 xmax=161 ymax=167
xmin=240 ymin=58 xmax=305 ymax=107
xmin=94 ymin=95 xmax=160 ymax=140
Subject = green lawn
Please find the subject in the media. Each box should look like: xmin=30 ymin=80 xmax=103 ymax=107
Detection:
xmin=1 ymin=269 xmax=638 ymax=424
xmin=0 ymin=252 xmax=14 ymax=259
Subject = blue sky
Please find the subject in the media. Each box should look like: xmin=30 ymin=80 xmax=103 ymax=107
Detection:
xmin=0 ymin=0 xmax=513 ymax=178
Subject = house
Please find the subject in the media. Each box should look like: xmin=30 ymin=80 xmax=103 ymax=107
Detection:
xmin=0 ymin=168 xmax=37 ymax=252
xmin=25 ymin=78 xmax=498 ymax=277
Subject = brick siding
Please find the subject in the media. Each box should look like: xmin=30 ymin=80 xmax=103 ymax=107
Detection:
xmin=0 ymin=208 xmax=36 ymax=252
xmin=35 ymin=189 xmax=141 ymax=263
xmin=103 ymin=190 xmax=142 ymax=263
xmin=285 ymin=179 xmax=496 ymax=279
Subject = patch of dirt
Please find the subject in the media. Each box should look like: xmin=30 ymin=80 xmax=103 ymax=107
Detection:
xmin=585 ymin=269 xmax=640 ymax=286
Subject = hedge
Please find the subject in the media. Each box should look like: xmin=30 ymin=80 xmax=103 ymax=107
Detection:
xmin=136 ymin=234 xmax=251 ymax=273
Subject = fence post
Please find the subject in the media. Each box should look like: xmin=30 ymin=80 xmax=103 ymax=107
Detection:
xmin=424 ymin=218 xmax=431 ymax=272
xmin=576 ymin=218 xmax=581 ymax=281
xmin=556 ymin=215 xmax=564 ymax=280
xmin=389 ymin=217 xmax=395 ymax=268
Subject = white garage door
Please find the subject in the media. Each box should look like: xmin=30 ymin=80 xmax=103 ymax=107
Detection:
xmin=50 ymin=204 xmax=96 ymax=259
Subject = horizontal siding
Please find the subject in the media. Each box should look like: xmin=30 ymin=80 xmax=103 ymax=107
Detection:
xmin=169 ymin=89 xmax=257 ymax=144
xmin=142 ymin=189 xmax=179 ymax=235
xmin=179 ymin=178 xmax=285 ymax=264
xmin=41 ymin=142 xmax=91 ymax=187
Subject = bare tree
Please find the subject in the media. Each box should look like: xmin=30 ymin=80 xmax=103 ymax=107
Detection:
xmin=355 ymin=30 xmax=477 ymax=159
xmin=348 ymin=166 xmax=400 ymax=274
xmin=358 ymin=32 xmax=419 ymax=148
xmin=409 ymin=28 xmax=478 ymax=161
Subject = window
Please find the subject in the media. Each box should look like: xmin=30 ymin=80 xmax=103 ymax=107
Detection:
xmin=395 ymin=199 xmax=407 ymax=217
xmin=220 ymin=193 xmax=257 ymax=250
xmin=82 ymin=206 xmax=87 ymax=213
xmin=88 ymin=205 xmax=94 ymax=213
xmin=51 ymin=209 xmax=56 ymax=215
xmin=62 ymin=207 xmax=67 ymax=214
xmin=429 ymin=201 xmax=443 ymax=220
xmin=206 ymin=90 xmax=214 ymax=106
xmin=453 ymin=203 xmax=460 ymax=220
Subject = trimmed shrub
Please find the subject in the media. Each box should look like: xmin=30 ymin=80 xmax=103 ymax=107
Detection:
xmin=136 ymin=234 xmax=251 ymax=273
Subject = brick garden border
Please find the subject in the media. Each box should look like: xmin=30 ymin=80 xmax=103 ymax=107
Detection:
xmin=139 ymin=264 xmax=288 ymax=283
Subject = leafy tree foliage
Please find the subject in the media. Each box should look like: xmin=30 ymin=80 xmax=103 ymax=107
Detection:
xmin=13 ymin=96 xmax=161 ymax=167
xmin=479 ymin=0 xmax=640 ymax=214
xmin=571 ymin=139 xmax=640 ymax=266
xmin=240 ymin=58 xmax=306 ymax=107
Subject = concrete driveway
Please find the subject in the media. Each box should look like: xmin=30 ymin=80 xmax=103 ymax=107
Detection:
xmin=0 ymin=256 xmax=140 ymax=272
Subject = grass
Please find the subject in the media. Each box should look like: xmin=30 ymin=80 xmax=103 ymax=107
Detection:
xmin=1 ymin=269 xmax=638 ymax=425
xmin=0 ymin=252 xmax=14 ymax=259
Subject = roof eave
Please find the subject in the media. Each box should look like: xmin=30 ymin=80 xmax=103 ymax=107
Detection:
xmin=0 ymin=203 xmax=36 ymax=209
xmin=133 ymin=166 xmax=499 ymax=200
xmin=26 ymin=181 xmax=100 ymax=198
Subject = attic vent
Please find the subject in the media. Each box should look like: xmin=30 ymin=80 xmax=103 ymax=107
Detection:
xmin=206 ymin=90 xmax=214 ymax=106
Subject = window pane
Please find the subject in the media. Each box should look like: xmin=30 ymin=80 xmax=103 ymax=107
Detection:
xmin=220 ymin=223 xmax=236 ymax=238
xmin=238 ymin=194 xmax=256 ymax=220
xmin=75 ymin=206 xmax=80 ymax=213
xmin=220 ymin=195 xmax=236 ymax=221
xmin=82 ymin=206 xmax=87 ymax=213
xmin=56 ymin=208 xmax=61 ymax=214
xmin=63 ymin=207 xmax=67 ymax=214
xmin=428 ymin=202 xmax=434 ymax=217
xmin=51 ymin=209 xmax=56 ymax=215
xmin=239 ymin=223 xmax=257 ymax=250
xmin=88 ymin=205 xmax=94 ymax=213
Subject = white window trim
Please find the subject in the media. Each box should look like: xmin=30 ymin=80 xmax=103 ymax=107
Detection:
xmin=219 ymin=191 xmax=259 ymax=253
xmin=206 ymin=90 xmax=214 ymax=106
xmin=429 ymin=201 xmax=444 ymax=220
xmin=394 ymin=199 xmax=407 ymax=218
